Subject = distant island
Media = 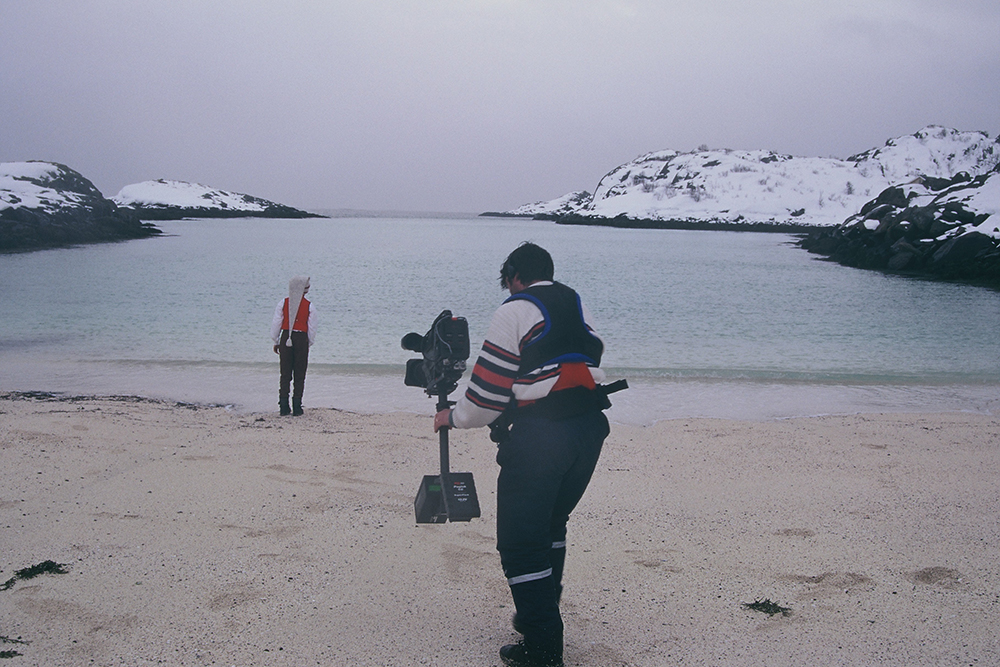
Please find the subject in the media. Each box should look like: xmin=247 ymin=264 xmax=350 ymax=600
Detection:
xmin=487 ymin=126 xmax=1000 ymax=287
xmin=113 ymin=179 xmax=323 ymax=221
xmin=1 ymin=162 xmax=324 ymax=252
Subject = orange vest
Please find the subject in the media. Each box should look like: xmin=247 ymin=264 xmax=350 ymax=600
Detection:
xmin=282 ymin=297 xmax=310 ymax=332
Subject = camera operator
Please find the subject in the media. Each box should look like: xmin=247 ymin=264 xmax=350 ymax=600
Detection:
xmin=434 ymin=242 xmax=610 ymax=667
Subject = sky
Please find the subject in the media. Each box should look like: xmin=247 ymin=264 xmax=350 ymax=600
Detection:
xmin=2 ymin=1 xmax=998 ymax=214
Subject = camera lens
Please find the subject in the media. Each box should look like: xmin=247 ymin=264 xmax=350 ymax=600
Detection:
xmin=401 ymin=332 xmax=424 ymax=351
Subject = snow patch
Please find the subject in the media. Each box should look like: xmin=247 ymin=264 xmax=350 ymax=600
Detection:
xmin=1 ymin=161 xmax=95 ymax=212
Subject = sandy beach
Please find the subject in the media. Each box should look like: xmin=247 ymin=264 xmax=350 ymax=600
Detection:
xmin=2 ymin=392 xmax=998 ymax=666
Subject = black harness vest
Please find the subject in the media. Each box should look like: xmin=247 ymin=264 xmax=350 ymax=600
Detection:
xmin=505 ymin=282 xmax=603 ymax=376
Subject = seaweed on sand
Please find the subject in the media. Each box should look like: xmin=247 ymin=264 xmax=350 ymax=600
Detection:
xmin=0 ymin=635 xmax=28 ymax=659
xmin=0 ymin=560 xmax=69 ymax=591
xmin=742 ymin=598 xmax=792 ymax=616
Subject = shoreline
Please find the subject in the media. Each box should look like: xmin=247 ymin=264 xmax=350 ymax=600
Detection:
xmin=479 ymin=211 xmax=826 ymax=234
xmin=2 ymin=393 xmax=999 ymax=665
xmin=4 ymin=358 xmax=1000 ymax=425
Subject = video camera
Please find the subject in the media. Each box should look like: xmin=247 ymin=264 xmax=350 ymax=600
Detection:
xmin=401 ymin=310 xmax=470 ymax=397
xmin=401 ymin=310 xmax=480 ymax=524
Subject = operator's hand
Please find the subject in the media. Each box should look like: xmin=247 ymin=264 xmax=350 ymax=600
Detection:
xmin=273 ymin=344 xmax=279 ymax=354
xmin=434 ymin=408 xmax=452 ymax=433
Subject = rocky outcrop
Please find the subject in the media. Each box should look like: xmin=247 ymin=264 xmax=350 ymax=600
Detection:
xmin=1 ymin=162 xmax=162 ymax=253
xmin=113 ymin=180 xmax=323 ymax=220
xmin=553 ymin=212 xmax=823 ymax=233
xmin=798 ymin=167 xmax=1000 ymax=287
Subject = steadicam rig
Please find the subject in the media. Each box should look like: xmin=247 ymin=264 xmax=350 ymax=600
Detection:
xmin=401 ymin=310 xmax=480 ymax=523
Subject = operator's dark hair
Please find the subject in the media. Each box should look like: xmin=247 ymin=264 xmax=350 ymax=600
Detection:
xmin=500 ymin=242 xmax=554 ymax=289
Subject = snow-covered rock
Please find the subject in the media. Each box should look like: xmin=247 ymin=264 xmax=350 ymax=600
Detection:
xmin=799 ymin=166 xmax=1000 ymax=285
xmin=1 ymin=161 xmax=160 ymax=252
xmin=484 ymin=191 xmax=592 ymax=218
xmin=113 ymin=179 xmax=321 ymax=220
xmin=502 ymin=126 xmax=999 ymax=229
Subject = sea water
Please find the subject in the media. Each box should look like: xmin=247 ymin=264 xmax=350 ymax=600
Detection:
xmin=2 ymin=215 xmax=999 ymax=423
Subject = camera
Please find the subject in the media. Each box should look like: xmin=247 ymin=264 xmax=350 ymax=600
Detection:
xmin=401 ymin=309 xmax=470 ymax=397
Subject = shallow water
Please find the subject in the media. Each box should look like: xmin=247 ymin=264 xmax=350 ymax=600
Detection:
xmin=2 ymin=216 xmax=999 ymax=423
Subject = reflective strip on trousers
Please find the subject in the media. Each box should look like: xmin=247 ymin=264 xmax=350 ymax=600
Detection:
xmin=507 ymin=568 xmax=553 ymax=586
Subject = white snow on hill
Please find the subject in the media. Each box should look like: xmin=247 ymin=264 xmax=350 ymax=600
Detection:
xmin=113 ymin=179 xmax=273 ymax=212
xmin=505 ymin=191 xmax=592 ymax=217
xmin=1 ymin=161 xmax=101 ymax=212
xmin=512 ymin=126 xmax=999 ymax=227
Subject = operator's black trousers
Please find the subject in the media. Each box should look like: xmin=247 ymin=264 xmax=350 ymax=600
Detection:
xmin=495 ymin=409 xmax=610 ymax=658
xmin=278 ymin=330 xmax=310 ymax=402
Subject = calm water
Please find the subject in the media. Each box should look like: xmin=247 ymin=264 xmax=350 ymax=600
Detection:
xmin=2 ymin=216 xmax=999 ymax=423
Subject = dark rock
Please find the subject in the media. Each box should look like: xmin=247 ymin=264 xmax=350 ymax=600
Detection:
xmin=1 ymin=162 xmax=162 ymax=253
xmin=930 ymin=232 xmax=995 ymax=266
xmin=126 ymin=202 xmax=322 ymax=221
xmin=874 ymin=186 xmax=910 ymax=211
xmin=887 ymin=249 xmax=918 ymax=272
xmin=555 ymin=212 xmax=822 ymax=234
xmin=798 ymin=168 xmax=1000 ymax=288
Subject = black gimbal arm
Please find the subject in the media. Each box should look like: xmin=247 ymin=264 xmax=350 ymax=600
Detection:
xmin=436 ymin=391 xmax=455 ymax=477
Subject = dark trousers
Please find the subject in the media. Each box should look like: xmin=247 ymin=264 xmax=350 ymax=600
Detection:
xmin=496 ymin=409 xmax=609 ymax=656
xmin=278 ymin=330 xmax=309 ymax=401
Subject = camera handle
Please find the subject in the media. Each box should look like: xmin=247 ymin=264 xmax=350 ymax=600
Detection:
xmin=435 ymin=391 xmax=456 ymax=477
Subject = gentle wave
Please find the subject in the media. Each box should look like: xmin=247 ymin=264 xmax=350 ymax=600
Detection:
xmin=4 ymin=356 xmax=999 ymax=424
xmin=57 ymin=357 xmax=1000 ymax=386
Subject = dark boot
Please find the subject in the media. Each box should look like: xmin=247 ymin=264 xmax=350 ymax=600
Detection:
xmin=279 ymin=398 xmax=291 ymax=416
xmin=507 ymin=577 xmax=563 ymax=666
xmin=292 ymin=398 xmax=303 ymax=416
xmin=499 ymin=641 xmax=564 ymax=667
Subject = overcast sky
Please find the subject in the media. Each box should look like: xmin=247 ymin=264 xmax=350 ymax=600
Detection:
xmin=2 ymin=1 xmax=998 ymax=213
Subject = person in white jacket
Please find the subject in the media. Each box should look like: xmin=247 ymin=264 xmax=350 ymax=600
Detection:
xmin=270 ymin=276 xmax=316 ymax=415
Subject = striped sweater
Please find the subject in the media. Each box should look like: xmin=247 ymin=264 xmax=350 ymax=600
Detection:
xmin=451 ymin=282 xmax=606 ymax=429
